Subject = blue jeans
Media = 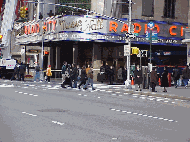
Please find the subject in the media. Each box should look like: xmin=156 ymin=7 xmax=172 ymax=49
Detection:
xmin=34 ymin=72 xmax=40 ymax=81
xmin=73 ymin=81 xmax=77 ymax=88
xmin=84 ymin=78 xmax=94 ymax=89
xmin=174 ymin=79 xmax=179 ymax=86
xmin=183 ymin=79 xmax=189 ymax=86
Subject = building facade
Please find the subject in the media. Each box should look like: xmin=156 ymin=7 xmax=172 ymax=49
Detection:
xmin=13 ymin=0 xmax=189 ymax=81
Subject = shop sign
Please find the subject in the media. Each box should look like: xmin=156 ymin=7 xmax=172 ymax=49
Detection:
xmin=163 ymin=52 xmax=171 ymax=55
xmin=14 ymin=16 xmax=187 ymax=46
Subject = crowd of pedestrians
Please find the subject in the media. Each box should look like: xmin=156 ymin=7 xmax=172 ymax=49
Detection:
xmin=60 ymin=61 xmax=95 ymax=90
xmin=30 ymin=61 xmax=190 ymax=92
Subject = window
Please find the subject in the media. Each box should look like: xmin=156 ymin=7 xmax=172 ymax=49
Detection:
xmin=142 ymin=0 xmax=154 ymax=17
xmin=57 ymin=0 xmax=91 ymax=15
xmin=163 ymin=0 xmax=176 ymax=18
xmin=122 ymin=0 xmax=129 ymax=15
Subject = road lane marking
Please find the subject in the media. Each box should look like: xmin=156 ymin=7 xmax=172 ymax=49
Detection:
xmin=110 ymin=108 xmax=178 ymax=122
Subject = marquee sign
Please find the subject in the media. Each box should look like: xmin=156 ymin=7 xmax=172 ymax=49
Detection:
xmin=14 ymin=15 xmax=187 ymax=46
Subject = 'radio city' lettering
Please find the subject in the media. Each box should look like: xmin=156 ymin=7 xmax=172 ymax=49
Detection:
xmin=25 ymin=23 xmax=40 ymax=35
xmin=109 ymin=21 xmax=187 ymax=37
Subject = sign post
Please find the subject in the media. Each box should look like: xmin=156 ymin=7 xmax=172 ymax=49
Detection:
xmin=147 ymin=22 xmax=155 ymax=64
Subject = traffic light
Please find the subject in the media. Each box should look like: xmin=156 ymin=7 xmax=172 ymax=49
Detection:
xmin=44 ymin=50 xmax=49 ymax=55
xmin=131 ymin=47 xmax=139 ymax=55
xmin=0 ymin=35 xmax=2 ymax=43
xmin=20 ymin=6 xmax=28 ymax=19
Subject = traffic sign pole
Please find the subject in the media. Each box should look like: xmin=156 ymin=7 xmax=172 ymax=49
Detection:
xmin=150 ymin=29 xmax=152 ymax=64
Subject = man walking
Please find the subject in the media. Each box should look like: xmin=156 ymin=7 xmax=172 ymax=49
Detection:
xmin=150 ymin=67 xmax=158 ymax=92
xmin=134 ymin=65 xmax=143 ymax=91
xmin=172 ymin=65 xmax=180 ymax=88
xmin=34 ymin=63 xmax=40 ymax=82
xmin=108 ymin=66 xmax=115 ymax=85
xmin=19 ymin=62 xmax=25 ymax=81
xmin=62 ymin=61 xmax=67 ymax=83
xmin=182 ymin=65 xmax=190 ymax=88
xmin=84 ymin=66 xmax=95 ymax=90
xmin=71 ymin=63 xmax=78 ymax=88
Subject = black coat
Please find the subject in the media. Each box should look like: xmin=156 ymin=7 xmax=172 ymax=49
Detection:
xmin=105 ymin=65 xmax=110 ymax=74
xmin=71 ymin=67 xmax=78 ymax=81
xmin=100 ymin=66 xmax=105 ymax=73
xmin=108 ymin=68 xmax=114 ymax=76
xmin=80 ymin=69 xmax=87 ymax=81
xmin=172 ymin=68 xmax=180 ymax=80
xmin=161 ymin=70 xmax=169 ymax=87
xmin=122 ymin=69 xmax=127 ymax=81
xmin=182 ymin=68 xmax=190 ymax=79
xmin=134 ymin=69 xmax=143 ymax=85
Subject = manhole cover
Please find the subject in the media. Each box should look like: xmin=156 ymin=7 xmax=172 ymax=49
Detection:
xmin=38 ymin=109 xmax=67 ymax=112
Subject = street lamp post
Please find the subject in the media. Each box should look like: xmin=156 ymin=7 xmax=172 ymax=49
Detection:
xmin=40 ymin=33 xmax=44 ymax=81
xmin=40 ymin=26 xmax=45 ymax=81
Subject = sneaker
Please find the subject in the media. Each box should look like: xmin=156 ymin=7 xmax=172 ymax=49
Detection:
xmin=83 ymin=87 xmax=88 ymax=90
xmin=34 ymin=81 xmax=36 ymax=82
xmin=175 ymin=85 xmax=177 ymax=88
xmin=92 ymin=88 xmax=95 ymax=90
xmin=48 ymin=82 xmax=50 ymax=83
xmin=185 ymin=85 xmax=187 ymax=88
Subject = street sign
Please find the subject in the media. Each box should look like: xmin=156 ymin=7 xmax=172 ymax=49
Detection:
xmin=147 ymin=22 xmax=155 ymax=30
xmin=125 ymin=33 xmax=136 ymax=39
xmin=124 ymin=45 xmax=130 ymax=56
xmin=146 ymin=30 xmax=158 ymax=41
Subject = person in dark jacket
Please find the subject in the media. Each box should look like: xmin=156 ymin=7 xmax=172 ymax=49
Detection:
xmin=161 ymin=66 xmax=169 ymax=92
xmin=172 ymin=65 xmax=180 ymax=88
xmin=34 ymin=63 xmax=40 ymax=82
xmin=16 ymin=63 xmax=20 ymax=80
xmin=150 ymin=67 xmax=158 ymax=92
xmin=182 ymin=65 xmax=190 ymax=88
xmin=19 ymin=62 xmax=25 ymax=81
xmin=122 ymin=67 xmax=127 ymax=85
xmin=78 ymin=66 xmax=87 ymax=89
xmin=108 ymin=66 xmax=115 ymax=85
xmin=61 ymin=64 xmax=72 ymax=88
xmin=10 ymin=64 xmax=18 ymax=81
xmin=61 ymin=61 xmax=67 ymax=83
xmin=105 ymin=62 xmax=110 ymax=81
xmin=99 ymin=63 xmax=105 ymax=83
xmin=71 ymin=63 xmax=78 ymax=88
xmin=134 ymin=65 xmax=143 ymax=91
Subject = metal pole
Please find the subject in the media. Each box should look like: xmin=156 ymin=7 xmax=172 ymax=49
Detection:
xmin=126 ymin=0 xmax=132 ymax=87
xmin=140 ymin=50 xmax=142 ymax=70
xmin=150 ymin=30 xmax=152 ymax=64
xmin=41 ymin=34 xmax=44 ymax=81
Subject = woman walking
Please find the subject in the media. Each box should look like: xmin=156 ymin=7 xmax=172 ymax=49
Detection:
xmin=161 ymin=66 xmax=169 ymax=92
xmin=46 ymin=65 xmax=52 ymax=83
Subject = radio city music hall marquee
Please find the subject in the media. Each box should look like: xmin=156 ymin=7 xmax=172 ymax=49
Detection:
xmin=14 ymin=16 xmax=187 ymax=46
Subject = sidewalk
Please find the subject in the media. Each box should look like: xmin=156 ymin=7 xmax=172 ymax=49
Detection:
xmin=25 ymin=78 xmax=190 ymax=101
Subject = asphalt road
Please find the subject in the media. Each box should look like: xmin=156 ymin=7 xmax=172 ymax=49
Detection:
xmin=0 ymin=79 xmax=190 ymax=142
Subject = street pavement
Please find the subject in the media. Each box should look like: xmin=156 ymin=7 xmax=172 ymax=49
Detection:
xmin=0 ymin=78 xmax=190 ymax=142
